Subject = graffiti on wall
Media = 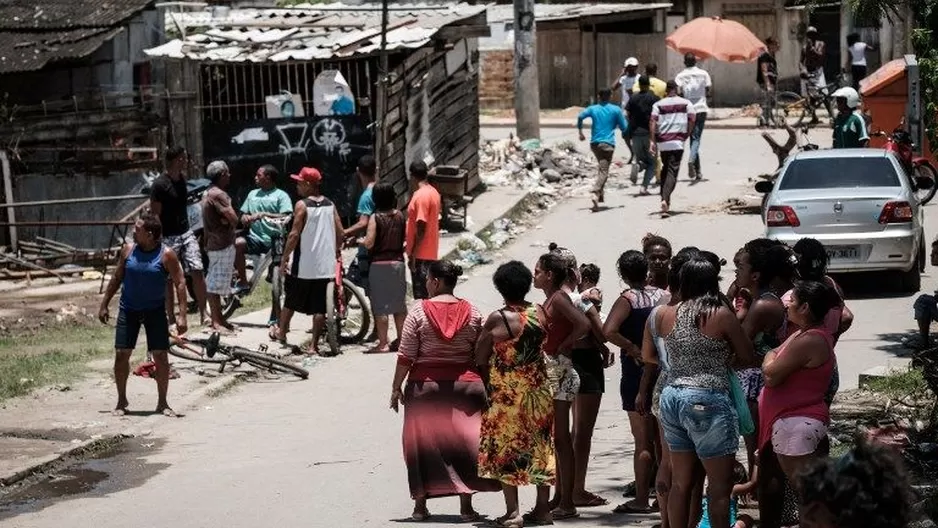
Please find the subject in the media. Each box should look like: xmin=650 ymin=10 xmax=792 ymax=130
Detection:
xmin=204 ymin=115 xmax=373 ymax=219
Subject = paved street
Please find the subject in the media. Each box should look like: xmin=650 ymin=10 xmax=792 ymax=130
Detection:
xmin=3 ymin=127 xmax=934 ymax=527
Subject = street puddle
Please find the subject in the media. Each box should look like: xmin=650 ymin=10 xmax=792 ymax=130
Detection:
xmin=0 ymin=437 xmax=168 ymax=519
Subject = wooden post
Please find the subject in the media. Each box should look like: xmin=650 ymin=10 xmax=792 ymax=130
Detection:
xmin=513 ymin=0 xmax=540 ymax=140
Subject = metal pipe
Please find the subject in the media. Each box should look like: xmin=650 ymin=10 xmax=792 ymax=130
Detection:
xmin=376 ymin=0 xmax=389 ymax=173
xmin=0 ymin=194 xmax=147 ymax=210
xmin=0 ymin=221 xmax=135 ymax=227
xmin=0 ymin=150 xmax=15 ymax=250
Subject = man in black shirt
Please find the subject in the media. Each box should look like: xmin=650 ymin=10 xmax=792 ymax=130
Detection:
xmin=757 ymin=37 xmax=780 ymax=127
xmin=149 ymin=146 xmax=207 ymax=325
xmin=625 ymin=76 xmax=660 ymax=195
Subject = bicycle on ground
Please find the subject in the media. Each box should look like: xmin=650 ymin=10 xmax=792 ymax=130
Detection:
xmin=169 ymin=332 xmax=309 ymax=379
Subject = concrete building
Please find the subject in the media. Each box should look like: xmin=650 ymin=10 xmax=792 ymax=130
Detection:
xmin=479 ymin=3 xmax=671 ymax=109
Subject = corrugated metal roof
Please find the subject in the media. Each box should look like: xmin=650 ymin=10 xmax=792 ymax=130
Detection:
xmin=148 ymin=2 xmax=486 ymax=62
xmin=0 ymin=0 xmax=153 ymax=30
xmin=0 ymin=27 xmax=124 ymax=74
xmin=485 ymin=3 xmax=671 ymax=24
xmin=0 ymin=0 xmax=152 ymax=73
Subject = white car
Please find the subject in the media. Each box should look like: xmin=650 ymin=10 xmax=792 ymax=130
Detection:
xmin=757 ymin=148 xmax=933 ymax=292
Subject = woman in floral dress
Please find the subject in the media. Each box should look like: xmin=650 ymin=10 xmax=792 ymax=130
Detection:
xmin=476 ymin=261 xmax=556 ymax=527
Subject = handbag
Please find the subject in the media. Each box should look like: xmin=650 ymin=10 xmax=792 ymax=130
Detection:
xmin=728 ymin=369 xmax=755 ymax=436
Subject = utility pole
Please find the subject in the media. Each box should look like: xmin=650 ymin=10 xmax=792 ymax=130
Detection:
xmin=513 ymin=0 xmax=540 ymax=140
xmin=375 ymin=0 xmax=389 ymax=175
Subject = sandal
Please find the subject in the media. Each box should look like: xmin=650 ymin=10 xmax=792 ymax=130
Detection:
xmin=574 ymin=493 xmax=608 ymax=507
xmin=459 ymin=511 xmax=482 ymax=522
xmin=613 ymin=501 xmax=655 ymax=514
xmin=495 ymin=517 xmax=524 ymax=527
xmin=551 ymin=509 xmax=579 ymax=521
xmin=522 ymin=511 xmax=554 ymax=526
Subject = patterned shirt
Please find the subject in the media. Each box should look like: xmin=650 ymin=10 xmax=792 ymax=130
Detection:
xmin=651 ymin=96 xmax=696 ymax=152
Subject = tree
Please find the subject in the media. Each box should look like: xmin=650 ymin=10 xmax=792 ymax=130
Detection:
xmin=845 ymin=0 xmax=937 ymax=149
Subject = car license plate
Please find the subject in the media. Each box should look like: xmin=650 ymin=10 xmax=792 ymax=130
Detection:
xmin=826 ymin=245 xmax=860 ymax=260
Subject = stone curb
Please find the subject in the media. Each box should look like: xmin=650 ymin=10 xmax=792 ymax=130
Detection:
xmin=0 ymin=372 xmax=246 ymax=488
xmin=440 ymin=190 xmax=538 ymax=263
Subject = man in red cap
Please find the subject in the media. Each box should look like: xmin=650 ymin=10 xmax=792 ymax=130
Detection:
xmin=277 ymin=167 xmax=343 ymax=355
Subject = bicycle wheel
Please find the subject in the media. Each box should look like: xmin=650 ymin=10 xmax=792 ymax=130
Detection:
xmin=324 ymin=280 xmax=340 ymax=355
xmin=231 ymin=350 xmax=309 ymax=379
xmin=271 ymin=265 xmax=284 ymax=321
xmin=914 ymin=163 xmax=938 ymax=205
xmin=339 ymin=278 xmax=372 ymax=344
xmin=772 ymin=92 xmax=805 ymax=128
xmin=168 ymin=338 xmax=230 ymax=364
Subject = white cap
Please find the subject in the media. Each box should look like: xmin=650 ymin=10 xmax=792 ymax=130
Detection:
xmin=832 ymin=86 xmax=860 ymax=108
xmin=624 ymin=57 xmax=639 ymax=67
xmin=806 ymin=26 xmax=818 ymax=34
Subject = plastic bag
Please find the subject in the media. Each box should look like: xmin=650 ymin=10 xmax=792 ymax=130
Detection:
xmin=728 ymin=369 xmax=755 ymax=436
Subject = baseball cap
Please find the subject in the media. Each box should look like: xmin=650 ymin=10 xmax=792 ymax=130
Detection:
xmin=290 ymin=167 xmax=322 ymax=184
xmin=806 ymin=26 xmax=818 ymax=34
xmin=624 ymin=57 xmax=639 ymax=67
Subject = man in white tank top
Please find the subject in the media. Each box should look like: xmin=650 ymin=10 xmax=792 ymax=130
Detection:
xmin=276 ymin=167 xmax=343 ymax=354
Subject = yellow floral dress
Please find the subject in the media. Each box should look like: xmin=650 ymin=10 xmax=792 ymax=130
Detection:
xmin=478 ymin=305 xmax=556 ymax=486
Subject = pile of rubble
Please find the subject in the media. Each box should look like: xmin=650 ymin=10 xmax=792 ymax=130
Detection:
xmin=479 ymin=136 xmax=601 ymax=196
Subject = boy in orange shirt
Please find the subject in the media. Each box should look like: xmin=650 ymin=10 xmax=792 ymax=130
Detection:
xmin=405 ymin=161 xmax=441 ymax=300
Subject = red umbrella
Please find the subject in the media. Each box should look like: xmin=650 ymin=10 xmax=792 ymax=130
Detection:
xmin=666 ymin=16 xmax=766 ymax=63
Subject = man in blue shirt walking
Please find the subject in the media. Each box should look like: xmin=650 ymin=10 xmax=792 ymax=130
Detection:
xmin=578 ymin=89 xmax=628 ymax=211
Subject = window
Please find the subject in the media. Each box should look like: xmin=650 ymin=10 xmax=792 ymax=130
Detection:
xmin=779 ymin=157 xmax=900 ymax=190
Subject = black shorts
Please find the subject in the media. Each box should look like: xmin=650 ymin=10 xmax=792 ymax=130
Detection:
xmin=571 ymin=347 xmax=605 ymax=394
xmin=244 ymin=235 xmax=272 ymax=256
xmin=619 ymin=355 xmax=644 ymax=412
xmin=284 ymin=276 xmax=330 ymax=315
xmin=411 ymin=259 xmax=434 ymax=300
xmin=115 ymin=307 xmax=170 ymax=351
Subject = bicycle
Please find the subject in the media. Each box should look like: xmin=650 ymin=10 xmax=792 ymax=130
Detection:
xmin=280 ymin=260 xmax=372 ymax=355
xmin=169 ymin=332 xmax=309 ymax=379
xmin=766 ymin=73 xmax=845 ymax=128
xmin=220 ymin=215 xmax=292 ymax=320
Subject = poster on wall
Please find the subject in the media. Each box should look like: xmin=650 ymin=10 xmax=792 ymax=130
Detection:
xmin=313 ymin=70 xmax=356 ymax=116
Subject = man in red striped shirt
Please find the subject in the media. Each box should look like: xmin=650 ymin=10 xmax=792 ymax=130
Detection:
xmin=650 ymin=81 xmax=696 ymax=218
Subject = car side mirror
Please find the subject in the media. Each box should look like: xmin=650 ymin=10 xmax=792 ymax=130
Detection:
xmin=755 ymin=180 xmax=774 ymax=193
xmin=916 ymin=175 xmax=934 ymax=190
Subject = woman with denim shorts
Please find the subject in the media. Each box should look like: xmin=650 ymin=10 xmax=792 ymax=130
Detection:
xmin=649 ymin=257 xmax=756 ymax=528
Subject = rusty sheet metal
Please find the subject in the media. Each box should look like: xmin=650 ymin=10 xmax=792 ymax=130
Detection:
xmin=0 ymin=27 xmax=123 ymax=73
xmin=485 ymin=3 xmax=672 ymax=24
xmin=147 ymin=2 xmax=486 ymax=62
xmin=0 ymin=0 xmax=152 ymax=30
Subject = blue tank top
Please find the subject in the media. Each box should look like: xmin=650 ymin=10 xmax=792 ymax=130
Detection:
xmin=618 ymin=287 xmax=666 ymax=349
xmin=120 ymin=245 xmax=167 ymax=311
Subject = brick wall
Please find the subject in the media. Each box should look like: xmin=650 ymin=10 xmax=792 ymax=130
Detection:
xmin=479 ymin=50 xmax=514 ymax=110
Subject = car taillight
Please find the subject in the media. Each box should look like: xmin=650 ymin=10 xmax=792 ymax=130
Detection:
xmin=879 ymin=201 xmax=913 ymax=224
xmin=766 ymin=206 xmax=800 ymax=227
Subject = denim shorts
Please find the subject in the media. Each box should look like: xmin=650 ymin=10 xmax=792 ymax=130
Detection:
xmin=659 ymin=385 xmax=739 ymax=459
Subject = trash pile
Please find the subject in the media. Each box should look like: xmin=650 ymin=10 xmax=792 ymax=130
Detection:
xmin=479 ymin=136 xmax=600 ymax=196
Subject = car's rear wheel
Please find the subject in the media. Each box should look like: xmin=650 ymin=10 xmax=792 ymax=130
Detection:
xmin=901 ymin=266 xmax=922 ymax=293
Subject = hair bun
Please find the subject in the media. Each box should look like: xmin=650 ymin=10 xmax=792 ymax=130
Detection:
xmin=453 ymin=265 xmax=464 ymax=277
xmin=548 ymin=242 xmax=558 ymax=251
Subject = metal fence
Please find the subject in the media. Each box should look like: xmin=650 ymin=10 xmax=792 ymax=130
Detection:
xmin=196 ymin=58 xmax=378 ymax=122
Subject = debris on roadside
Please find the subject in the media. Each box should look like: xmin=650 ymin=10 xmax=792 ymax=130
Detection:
xmin=479 ymin=138 xmax=608 ymax=198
